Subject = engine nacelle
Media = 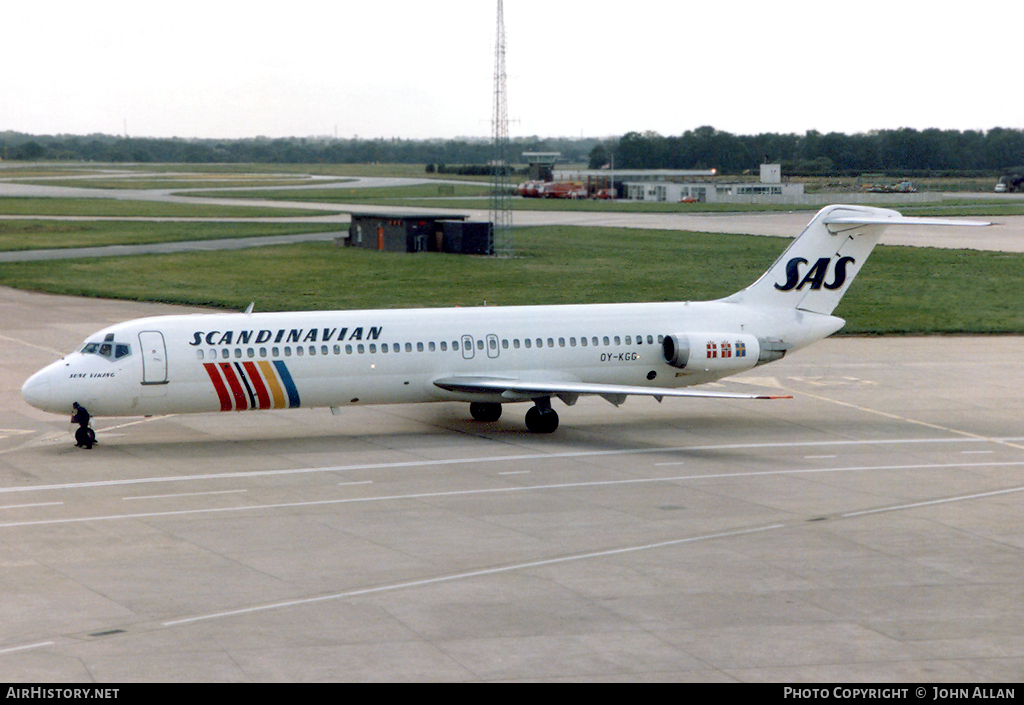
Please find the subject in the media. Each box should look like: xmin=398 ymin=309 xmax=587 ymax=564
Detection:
xmin=662 ymin=332 xmax=761 ymax=373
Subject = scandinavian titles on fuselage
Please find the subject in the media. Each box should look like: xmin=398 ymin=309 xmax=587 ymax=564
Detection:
xmin=189 ymin=326 xmax=383 ymax=347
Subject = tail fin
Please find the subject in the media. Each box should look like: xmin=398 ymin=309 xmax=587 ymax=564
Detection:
xmin=723 ymin=204 xmax=988 ymax=315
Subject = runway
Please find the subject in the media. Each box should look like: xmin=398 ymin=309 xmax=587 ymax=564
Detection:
xmin=1 ymin=287 xmax=1022 ymax=681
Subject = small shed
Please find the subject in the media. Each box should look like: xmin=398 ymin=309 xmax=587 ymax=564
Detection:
xmin=346 ymin=213 xmax=469 ymax=253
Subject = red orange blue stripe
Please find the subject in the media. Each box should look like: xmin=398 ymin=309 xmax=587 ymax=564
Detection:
xmin=203 ymin=361 xmax=301 ymax=411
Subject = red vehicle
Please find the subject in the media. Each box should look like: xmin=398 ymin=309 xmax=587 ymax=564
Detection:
xmin=517 ymin=180 xmax=543 ymax=197
xmin=537 ymin=181 xmax=586 ymax=199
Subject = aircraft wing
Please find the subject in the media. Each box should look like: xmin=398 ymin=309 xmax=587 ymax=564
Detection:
xmin=432 ymin=375 xmax=790 ymax=406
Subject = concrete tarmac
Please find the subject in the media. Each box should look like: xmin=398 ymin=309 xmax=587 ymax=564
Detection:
xmin=1 ymin=287 xmax=1022 ymax=681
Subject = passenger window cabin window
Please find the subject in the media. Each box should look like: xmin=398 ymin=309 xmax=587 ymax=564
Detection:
xmin=489 ymin=338 xmax=497 ymax=350
xmin=603 ymin=337 xmax=610 ymax=346
xmin=647 ymin=335 xmax=654 ymax=344
xmin=285 ymin=347 xmax=292 ymax=356
xmin=309 ymin=346 xmax=315 ymax=356
xmin=247 ymin=348 xmax=255 ymax=358
xmin=197 ymin=349 xmax=204 ymax=360
xmin=525 ymin=338 xmax=532 ymax=349
xmin=296 ymin=347 xmax=304 ymax=356
xmin=429 ymin=342 xmax=436 ymax=352
xmin=592 ymin=337 xmax=599 ymax=346
xmin=272 ymin=347 xmax=280 ymax=357
xmin=369 ymin=344 xmax=377 ymax=353
xmin=357 ymin=344 xmax=365 ymax=354
xmin=453 ymin=341 xmax=459 ymax=351
xmin=570 ymin=337 xmax=576 ymax=347
xmin=334 ymin=345 xmax=341 ymax=355
xmin=222 ymin=349 xmax=230 ymax=359
xmin=625 ymin=336 xmax=632 ymax=345
xmin=382 ymin=344 xmax=389 ymax=353
xmin=502 ymin=339 xmax=508 ymax=349
xmin=614 ymin=336 xmax=621 ymax=346
xmin=407 ymin=343 xmax=413 ymax=352
xmin=440 ymin=341 xmax=448 ymax=351
xmin=417 ymin=342 xmax=424 ymax=352
xmin=547 ymin=338 xmax=554 ymax=348
xmin=477 ymin=340 xmax=484 ymax=351
xmin=513 ymin=339 xmax=520 ymax=349
xmin=345 ymin=345 xmax=353 ymax=354
xmin=558 ymin=338 xmax=565 ymax=347
xmin=581 ymin=337 xmax=588 ymax=347
xmin=261 ymin=347 xmax=268 ymax=357
xmin=535 ymin=338 xmax=542 ymax=348
xmin=322 ymin=345 xmax=328 ymax=355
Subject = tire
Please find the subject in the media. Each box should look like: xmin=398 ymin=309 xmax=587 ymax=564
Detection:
xmin=75 ymin=426 xmax=95 ymax=449
xmin=525 ymin=406 xmax=559 ymax=434
xmin=470 ymin=402 xmax=502 ymax=423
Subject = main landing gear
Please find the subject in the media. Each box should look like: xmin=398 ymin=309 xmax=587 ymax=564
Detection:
xmin=525 ymin=397 xmax=559 ymax=434
xmin=469 ymin=402 xmax=502 ymax=423
xmin=468 ymin=398 xmax=559 ymax=433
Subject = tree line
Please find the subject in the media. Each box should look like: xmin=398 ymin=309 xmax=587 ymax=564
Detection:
xmin=0 ymin=132 xmax=598 ymax=168
xmin=2 ymin=127 xmax=1023 ymax=175
xmin=594 ymin=127 xmax=1024 ymax=175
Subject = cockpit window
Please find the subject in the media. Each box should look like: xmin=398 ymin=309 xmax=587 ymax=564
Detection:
xmin=80 ymin=339 xmax=131 ymax=361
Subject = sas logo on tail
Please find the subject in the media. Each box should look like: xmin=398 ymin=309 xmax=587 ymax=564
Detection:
xmin=775 ymin=256 xmax=856 ymax=292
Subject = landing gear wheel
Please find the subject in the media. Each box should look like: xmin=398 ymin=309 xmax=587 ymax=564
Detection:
xmin=470 ymin=402 xmax=502 ymax=423
xmin=525 ymin=406 xmax=559 ymax=434
xmin=74 ymin=426 xmax=96 ymax=449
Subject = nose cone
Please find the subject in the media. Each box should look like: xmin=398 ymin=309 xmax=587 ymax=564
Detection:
xmin=22 ymin=367 xmax=56 ymax=412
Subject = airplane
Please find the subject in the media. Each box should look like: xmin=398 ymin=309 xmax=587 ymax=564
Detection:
xmin=21 ymin=205 xmax=987 ymax=437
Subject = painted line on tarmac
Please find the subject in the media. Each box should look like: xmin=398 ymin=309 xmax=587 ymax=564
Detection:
xmin=2 ymin=435 xmax=1021 ymax=497
xmin=3 ymin=460 xmax=1024 ymax=530
xmin=0 ymin=641 xmax=55 ymax=657
xmin=788 ymin=388 xmax=1024 ymax=452
xmin=161 ymin=523 xmax=787 ymax=627
xmin=843 ymin=484 xmax=1024 ymax=518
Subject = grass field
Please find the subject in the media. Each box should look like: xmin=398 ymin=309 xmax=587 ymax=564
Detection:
xmin=0 ymin=226 xmax=1019 ymax=334
xmin=0 ymin=221 xmax=344 ymax=251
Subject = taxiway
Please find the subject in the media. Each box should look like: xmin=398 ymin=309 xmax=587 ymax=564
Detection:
xmin=1 ymin=287 xmax=1022 ymax=681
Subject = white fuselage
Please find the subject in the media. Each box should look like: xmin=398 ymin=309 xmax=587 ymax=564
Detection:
xmin=21 ymin=299 xmax=843 ymax=418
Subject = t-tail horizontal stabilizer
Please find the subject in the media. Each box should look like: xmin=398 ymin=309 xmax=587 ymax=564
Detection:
xmin=724 ymin=205 xmax=990 ymax=315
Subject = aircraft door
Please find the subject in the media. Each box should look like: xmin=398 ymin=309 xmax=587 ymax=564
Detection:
xmin=461 ymin=335 xmax=475 ymax=360
xmin=486 ymin=334 xmax=500 ymax=359
xmin=139 ymin=331 xmax=168 ymax=385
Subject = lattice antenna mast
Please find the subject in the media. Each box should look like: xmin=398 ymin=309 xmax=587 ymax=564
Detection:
xmin=489 ymin=0 xmax=513 ymax=257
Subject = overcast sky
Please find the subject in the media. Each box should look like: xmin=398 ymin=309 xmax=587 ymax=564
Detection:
xmin=2 ymin=1 xmax=1020 ymax=140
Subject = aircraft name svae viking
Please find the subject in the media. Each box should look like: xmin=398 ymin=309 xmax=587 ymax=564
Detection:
xmin=21 ymin=205 xmax=987 ymax=436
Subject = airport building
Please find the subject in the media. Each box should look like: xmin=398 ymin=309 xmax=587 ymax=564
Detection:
xmin=620 ymin=164 xmax=804 ymax=203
